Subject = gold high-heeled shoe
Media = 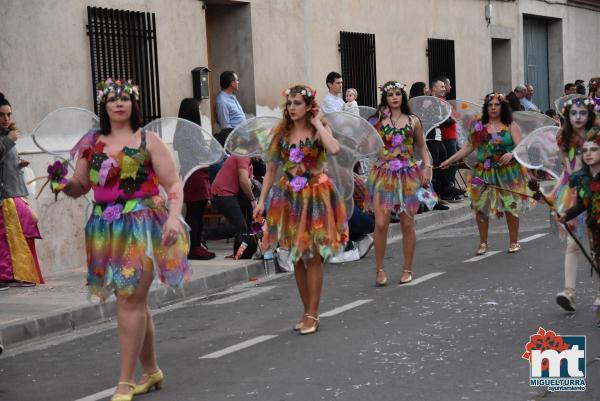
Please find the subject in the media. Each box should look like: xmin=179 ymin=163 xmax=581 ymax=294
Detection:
xmin=294 ymin=313 xmax=308 ymax=331
xmin=376 ymin=267 xmax=387 ymax=286
xmin=299 ymin=315 xmax=320 ymax=335
xmin=111 ymin=382 xmax=135 ymax=401
xmin=399 ymin=269 xmax=412 ymax=285
xmin=476 ymin=242 xmax=488 ymax=255
xmin=133 ymin=369 xmax=164 ymax=395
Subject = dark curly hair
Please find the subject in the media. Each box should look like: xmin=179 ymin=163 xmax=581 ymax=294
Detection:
xmin=481 ymin=93 xmax=513 ymax=126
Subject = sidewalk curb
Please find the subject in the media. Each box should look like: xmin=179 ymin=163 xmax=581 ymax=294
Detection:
xmin=0 ymin=202 xmax=471 ymax=351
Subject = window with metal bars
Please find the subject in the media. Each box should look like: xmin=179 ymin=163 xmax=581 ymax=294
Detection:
xmin=427 ymin=38 xmax=456 ymax=100
xmin=339 ymin=31 xmax=377 ymax=108
xmin=86 ymin=6 xmax=161 ymax=124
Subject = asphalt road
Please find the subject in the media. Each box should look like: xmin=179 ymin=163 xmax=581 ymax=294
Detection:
xmin=2 ymin=206 xmax=599 ymax=401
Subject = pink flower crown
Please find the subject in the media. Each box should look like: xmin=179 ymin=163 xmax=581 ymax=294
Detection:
xmin=379 ymin=82 xmax=406 ymax=94
xmin=484 ymin=93 xmax=506 ymax=103
xmin=97 ymin=78 xmax=140 ymax=104
xmin=561 ymin=97 xmax=594 ymax=116
xmin=283 ymin=85 xmax=316 ymax=101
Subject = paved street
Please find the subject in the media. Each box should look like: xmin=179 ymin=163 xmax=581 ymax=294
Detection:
xmin=1 ymin=206 xmax=599 ymax=401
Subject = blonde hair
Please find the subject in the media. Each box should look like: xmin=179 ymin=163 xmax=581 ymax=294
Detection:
xmin=346 ymin=88 xmax=358 ymax=98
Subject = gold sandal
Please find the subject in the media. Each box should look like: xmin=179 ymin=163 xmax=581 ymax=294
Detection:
xmin=376 ymin=267 xmax=387 ymax=286
xmin=299 ymin=315 xmax=320 ymax=335
xmin=111 ymin=382 xmax=135 ymax=401
xmin=508 ymin=243 xmax=521 ymax=253
xmin=294 ymin=313 xmax=308 ymax=331
xmin=476 ymin=242 xmax=488 ymax=255
xmin=399 ymin=269 xmax=413 ymax=284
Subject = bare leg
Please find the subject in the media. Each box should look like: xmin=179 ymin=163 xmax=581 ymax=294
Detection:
xmin=293 ymin=258 xmax=308 ymax=323
xmin=301 ymin=254 xmax=323 ymax=329
xmin=475 ymin=211 xmax=489 ymax=245
xmin=373 ymin=193 xmax=390 ymax=283
xmin=399 ymin=212 xmax=416 ymax=282
xmin=114 ymin=268 xmax=154 ymax=396
xmin=506 ymin=212 xmax=520 ymax=245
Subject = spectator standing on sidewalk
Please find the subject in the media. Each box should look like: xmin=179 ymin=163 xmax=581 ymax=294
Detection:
xmin=321 ymin=71 xmax=344 ymax=114
xmin=214 ymin=70 xmax=246 ymax=146
xmin=59 ymin=79 xmax=191 ymax=401
xmin=506 ymin=85 xmax=526 ymax=112
xmin=521 ymin=84 xmax=540 ymax=112
xmin=203 ymin=154 xmax=255 ymax=241
xmin=0 ymin=93 xmax=43 ymax=291
xmin=367 ymin=81 xmax=434 ymax=286
xmin=177 ymin=98 xmax=215 ymax=260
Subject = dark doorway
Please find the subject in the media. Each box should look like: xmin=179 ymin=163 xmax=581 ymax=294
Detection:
xmin=427 ymin=38 xmax=456 ymax=100
xmin=339 ymin=31 xmax=377 ymax=108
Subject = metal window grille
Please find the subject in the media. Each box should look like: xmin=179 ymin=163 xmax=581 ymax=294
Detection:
xmin=339 ymin=31 xmax=377 ymax=108
xmin=427 ymin=38 xmax=456 ymax=100
xmin=86 ymin=6 xmax=161 ymax=123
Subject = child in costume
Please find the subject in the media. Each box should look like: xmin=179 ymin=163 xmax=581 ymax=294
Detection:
xmin=550 ymin=97 xmax=597 ymax=312
xmin=55 ymin=79 xmax=190 ymax=401
xmin=366 ymin=81 xmax=435 ymax=286
xmin=254 ymin=85 xmax=348 ymax=335
xmin=561 ymin=126 xmax=600 ymax=322
xmin=441 ymin=93 xmax=534 ymax=255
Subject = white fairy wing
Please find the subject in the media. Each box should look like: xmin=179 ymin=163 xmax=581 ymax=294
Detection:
xmin=554 ymin=94 xmax=586 ymax=117
xmin=32 ymin=107 xmax=99 ymax=157
xmin=447 ymin=100 xmax=482 ymax=168
xmin=512 ymin=111 xmax=557 ymax=137
xmin=357 ymin=106 xmax=377 ymax=121
xmin=224 ymin=116 xmax=281 ymax=158
xmin=325 ymin=152 xmax=354 ymax=215
xmin=143 ymin=118 xmax=224 ymax=184
xmin=513 ymin=126 xmax=562 ymax=180
xmin=407 ymin=96 xmax=452 ymax=135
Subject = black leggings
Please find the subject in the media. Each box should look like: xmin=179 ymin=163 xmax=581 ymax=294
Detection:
xmin=185 ymin=200 xmax=208 ymax=248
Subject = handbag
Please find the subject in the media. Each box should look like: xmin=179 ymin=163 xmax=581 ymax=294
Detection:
xmin=233 ymin=233 xmax=259 ymax=259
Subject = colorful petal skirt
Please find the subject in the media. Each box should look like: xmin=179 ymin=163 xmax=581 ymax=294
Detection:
xmin=548 ymin=170 xmax=586 ymax=239
xmin=85 ymin=196 xmax=191 ymax=300
xmin=263 ymin=172 xmax=348 ymax=264
xmin=0 ymin=197 xmax=44 ymax=284
xmin=366 ymin=159 xmax=436 ymax=216
xmin=469 ymin=160 xmax=534 ymax=218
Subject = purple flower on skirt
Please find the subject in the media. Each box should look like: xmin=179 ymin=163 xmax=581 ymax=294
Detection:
xmin=471 ymin=176 xmax=487 ymax=187
xmin=391 ymin=134 xmax=404 ymax=147
xmin=290 ymin=175 xmax=308 ymax=192
xmin=388 ymin=159 xmax=404 ymax=171
xmin=289 ymin=147 xmax=304 ymax=163
xmin=102 ymin=203 xmax=124 ymax=223
xmin=483 ymin=159 xmax=491 ymax=170
xmin=474 ymin=121 xmax=483 ymax=132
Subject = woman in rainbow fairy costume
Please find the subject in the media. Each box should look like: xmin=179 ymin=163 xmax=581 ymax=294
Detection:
xmin=549 ymin=97 xmax=596 ymax=312
xmin=254 ymin=85 xmax=348 ymax=335
xmin=56 ymin=79 xmax=190 ymax=401
xmin=366 ymin=81 xmax=434 ymax=286
xmin=441 ymin=93 xmax=533 ymax=255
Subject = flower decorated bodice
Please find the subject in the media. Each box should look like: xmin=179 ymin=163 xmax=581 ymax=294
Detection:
xmin=557 ymin=131 xmax=584 ymax=178
xmin=569 ymin=170 xmax=600 ymax=225
xmin=270 ymin=136 xmax=326 ymax=175
xmin=470 ymin=121 xmax=515 ymax=170
xmin=78 ymin=130 xmax=160 ymax=203
xmin=371 ymin=118 xmax=417 ymax=168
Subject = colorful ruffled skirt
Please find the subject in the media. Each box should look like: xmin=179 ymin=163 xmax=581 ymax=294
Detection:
xmin=85 ymin=196 xmax=191 ymax=300
xmin=366 ymin=159 xmax=437 ymax=216
xmin=263 ymin=173 xmax=348 ymax=264
xmin=469 ymin=160 xmax=534 ymax=218
xmin=547 ymin=170 xmax=586 ymax=239
xmin=0 ymin=197 xmax=44 ymax=284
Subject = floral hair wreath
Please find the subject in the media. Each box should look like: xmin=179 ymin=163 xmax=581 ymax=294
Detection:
xmin=561 ymin=97 xmax=594 ymax=116
xmin=484 ymin=92 xmax=506 ymax=103
xmin=585 ymin=126 xmax=600 ymax=145
xmin=96 ymin=78 xmax=140 ymax=104
xmin=379 ymin=82 xmax=407 ymax=94
xmin=282 ymin=85 xmax=317 ymax=101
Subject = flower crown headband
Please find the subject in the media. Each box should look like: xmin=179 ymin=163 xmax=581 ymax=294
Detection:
xmin=562 ymin=97 xmax=594 ymax=115
xmin=282 ymin=85 xmax=317 ymax=101
xmin=584 ymin=126 xmax=600 ymax=145
xmin=96 ymin=78 xmax=140 ymax=104
xmin=379 ymin=82 xmax=406 ymax=94
xmin=484 ymin=93 xmax=505 ymax=103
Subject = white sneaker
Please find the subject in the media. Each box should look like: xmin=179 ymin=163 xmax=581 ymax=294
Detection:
xmin=556 ymin=290 xmax=576 ymax=312
xmin=329 ymin=248 xmax=360 ymax=264
xmin=355 ymin=235 xmax=374 ymax=259
xmin=274 ymin=248 xmax=294 ymax=272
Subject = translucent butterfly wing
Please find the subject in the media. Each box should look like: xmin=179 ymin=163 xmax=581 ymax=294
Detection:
xmin=357 ymin=106 xmax=377 ymax=121
xmin=224 ymin=117 xmax=281 ymax=158
xmin=512 ymin=111 xmax=557 ymax=138
xmin=407 ymin=96 xmax=452 ymax=135
xmin=513 ymin=126 xmax=562 ymax=180
xmin=447 ymin=100 xmax=482 ymax=168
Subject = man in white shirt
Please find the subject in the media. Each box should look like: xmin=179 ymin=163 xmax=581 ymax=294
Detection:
xmin=321 ymin=71 xmax=345 ymax=113
xmin=521 ymin=84 xmax=540 ymax=112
